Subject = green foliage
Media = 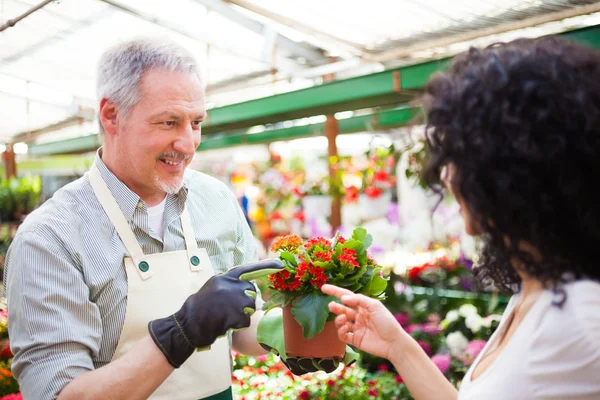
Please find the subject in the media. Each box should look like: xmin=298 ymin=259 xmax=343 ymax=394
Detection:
xmin=0 ymin=176 xmax=42 ymax=222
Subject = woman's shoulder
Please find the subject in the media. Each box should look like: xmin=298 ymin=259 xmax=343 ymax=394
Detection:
xmin=563 ymin=280 xmax=600 ymax=347
xmin=523 ymin=279 xmax=600 ymax=397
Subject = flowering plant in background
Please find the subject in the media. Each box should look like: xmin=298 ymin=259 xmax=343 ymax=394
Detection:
xmin=263 ymin=227 xmax=389 ymax=339
xmin=404 ymin=254 xmax=475 ymax=291
xmin=358 ymin=144 xmax=398 ymax=200
xmin=0 ymin=306 xmax=19 ymax=399
xmin=232 ymin=351 xmax=411 ymax=400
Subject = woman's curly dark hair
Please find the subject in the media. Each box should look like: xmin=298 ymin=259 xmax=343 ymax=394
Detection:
xmin=423 ymin=36 xmax=600 ymax=295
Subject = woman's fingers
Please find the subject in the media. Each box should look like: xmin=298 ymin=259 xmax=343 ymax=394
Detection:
xmin=335 ymin=315 xmax=357 ymax=345
xmin=321 ymin=284 xmax=353 ymax=299
xmin=328 ymin=301 xmax=358 ymax=321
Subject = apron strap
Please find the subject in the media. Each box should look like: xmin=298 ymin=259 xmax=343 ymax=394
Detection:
xmin=180 ymin=204 xmax=203 ymax=271
xmin=89 ymin=165 xmax=154 ymax=280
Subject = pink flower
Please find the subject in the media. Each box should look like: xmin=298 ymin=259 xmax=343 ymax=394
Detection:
xmin=464 ymin=340 xmax=487 ymax=365
xmin=256 ymin=355 xmax=268 ymax=363
xmin=431 ymin=354 xmax=451 ymax=374
xmin=394 ymin=313 xmax=410 ymax=326
xmin=421 ymin=323 xmax=442 ymax=335
xmin=405 ymin=324 xmax=421 ymax=334
xmin=0 ymin=394 xmax=23 ymax=400
xmin=418 ymin=341 xmax=432 ymax=356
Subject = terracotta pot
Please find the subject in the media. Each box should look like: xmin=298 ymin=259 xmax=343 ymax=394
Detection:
xmin=282 ymin=304 xmax=345 ymax=359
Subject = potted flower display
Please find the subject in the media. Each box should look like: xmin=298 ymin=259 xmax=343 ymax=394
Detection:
xmin=262 ymin=227 xmax=389 ymax=359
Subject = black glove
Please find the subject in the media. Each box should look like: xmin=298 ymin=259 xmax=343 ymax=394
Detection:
xmin=257 ymin=308 xmax=359 ymax=376
xmin=148 ymin=260 xmax=284 ymax=368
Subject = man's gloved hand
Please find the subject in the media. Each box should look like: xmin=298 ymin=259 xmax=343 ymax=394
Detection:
xmin=149 ymin=260 xmax=284 ymax=368
xmin=257 ymin=308 xmax=359 ymax=375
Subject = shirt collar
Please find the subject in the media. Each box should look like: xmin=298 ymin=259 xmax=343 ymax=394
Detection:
xmin=93 ymin=148 xmax=189 ymax=222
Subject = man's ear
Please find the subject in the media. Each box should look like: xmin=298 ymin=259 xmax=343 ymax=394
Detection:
xmin=99 ymin=98 xmax=119 ymax=136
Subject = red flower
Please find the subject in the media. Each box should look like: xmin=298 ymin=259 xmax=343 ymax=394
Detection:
xmin=395 ymin=375 xmax=404 ymax=383
xmin=374 ymin=170 xmax=389 ymax=182
xmin=299 ymin=390 xmax=311 ymax=399
xmin=338 ymin=248 xmax=359 ymax=268
xmin=344 ymin=185 xmax=360 ymax=203
xmin=367 ymin=388 xmax=378 ymax=397
xmin=364 ymin=186 xmax=383 ymax=199
xmin=293 ymin=210 xmax=305 ymax=222
xmin=292 ymin=187 xmax=305 ymax=197
xmin=337 ymin=236 xmax=346 ymax=244
xmin=378 ymin=364 xmax=389 ymax=371
xmin=327 ymin=379 xmax=336 ymax=387
xmin=304 ymin=237 xmax=332 ymax=253
xmin=0 ymin=340 xmax=12 ymax=359
xmin=313 ymin=250 xmax=333 ymax=263
xmin=308 ymin=266 xmax=329 ymax=288
xmin=271 ymin=210 xmax=283 ymax=220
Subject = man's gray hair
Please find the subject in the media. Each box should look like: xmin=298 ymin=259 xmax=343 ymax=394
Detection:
xmin=96 ymin=38 xmax=201 ymax=133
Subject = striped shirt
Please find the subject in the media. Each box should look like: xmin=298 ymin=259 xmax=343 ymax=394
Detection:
xmin=3 ymin=152 xmax=258 ymax=400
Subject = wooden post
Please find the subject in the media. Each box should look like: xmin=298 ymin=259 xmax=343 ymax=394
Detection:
xmin=2 ymin=144 xmax=17 ymax=180
xmin=325 ymin=115 xmax=342 ymax=234
xmin=322 ymin=71 xmax=342 ymax=234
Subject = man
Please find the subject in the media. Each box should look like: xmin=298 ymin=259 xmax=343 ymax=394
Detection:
xmin=4 ymin=38 xmax=282 ymax=400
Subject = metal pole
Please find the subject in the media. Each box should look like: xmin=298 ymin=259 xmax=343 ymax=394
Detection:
xmin=0 ymin=0 xmax=54 ymax=32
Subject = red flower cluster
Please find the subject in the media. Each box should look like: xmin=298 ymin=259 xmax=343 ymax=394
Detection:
xmin=269 ymin=256 xmax=331 ymax=291
xmin=308 ymin=266 xmax=329 ymax=288
xmin=312 ymin=251 xmax=332 ymax=263
xmin=408 ymin=256 xmax=458 ymax=281
xmin=338 ymin=248 xmax=359 ymax=268
xmin=269 ymin=269 xmax=302 ymax=292
xmin=304 ymin=237 xmax=332 ymax=253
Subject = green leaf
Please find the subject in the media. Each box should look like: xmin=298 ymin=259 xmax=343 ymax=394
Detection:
xmin=291 ymin=292 xmax=338 ymax=339
xmin=279 ymin=251 xmax=298 ymax=267
xmin=359 ymin=267 xmax=388 ymax=297
xmin=262 ymin=292 xmax=293 ymax=313
xmin=368 ymin=271 xmax=389 ymax=297
xmin=351 ymin=227 xmax=373 ymax=249
xmin=256 ymin=308 xmax=288 ymax=361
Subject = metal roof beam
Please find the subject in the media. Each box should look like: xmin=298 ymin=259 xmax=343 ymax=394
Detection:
xmin=224 ymin=0 xmax=368 ymax=58
xmin=370 ymin=2 xmax=600 ymax=63
xmin=0 ymin=0 xmax=54 ymax=32
xmin=190 ymin=0 xmax=325 ymax=64
xmin=96 ymin=0 xmax=298 ymax=72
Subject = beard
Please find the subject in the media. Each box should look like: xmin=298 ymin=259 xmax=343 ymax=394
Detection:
xmin=154 ymin=171 xmax=184 ymax=194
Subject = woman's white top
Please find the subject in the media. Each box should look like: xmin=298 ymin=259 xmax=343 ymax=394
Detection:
xmin=458 ymin=279 xmax=600 ymax=399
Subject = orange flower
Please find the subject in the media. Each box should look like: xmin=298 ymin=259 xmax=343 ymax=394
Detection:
xmin=270 ymin=235 xmax=304 ymax=253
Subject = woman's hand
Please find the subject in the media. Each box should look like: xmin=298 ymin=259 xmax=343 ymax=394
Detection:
xmin=321 ymin=284 xmax=406 ymax=360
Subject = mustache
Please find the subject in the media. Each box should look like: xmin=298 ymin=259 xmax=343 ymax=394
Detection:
xmin=158 ymin=152 xmax=191 ymax=160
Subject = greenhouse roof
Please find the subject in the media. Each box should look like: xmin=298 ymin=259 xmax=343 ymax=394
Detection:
xmin=2 ymin=0 xmax=600 ymax=146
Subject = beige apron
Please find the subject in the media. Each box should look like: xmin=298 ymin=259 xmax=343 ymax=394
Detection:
xmin=89 ymin=165 xmax=233 ymax=400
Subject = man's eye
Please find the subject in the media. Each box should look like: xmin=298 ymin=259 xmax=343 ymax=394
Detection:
xmin=162 ymin=121 xmax=175 ymax=127
xmin=192 ymin=120 xmax=202 ymax=127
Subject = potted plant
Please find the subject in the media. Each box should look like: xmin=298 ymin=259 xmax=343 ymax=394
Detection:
xmin=262 ymin=227 xmax=389 ymax=359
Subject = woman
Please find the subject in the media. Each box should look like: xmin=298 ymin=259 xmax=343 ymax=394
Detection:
xmin=322 ymin=36 xmax=600 ymax=399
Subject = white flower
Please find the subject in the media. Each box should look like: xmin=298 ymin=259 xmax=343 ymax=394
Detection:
xmin=459 ymin=304 xmax=478 ymax=318
xmin=465 ymin=314 xmax=483 ymax=333
xmin=445 ymin=310 xmax=459 ymax=324
xmin=446 ymin=331 xmax=469 ymax=356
